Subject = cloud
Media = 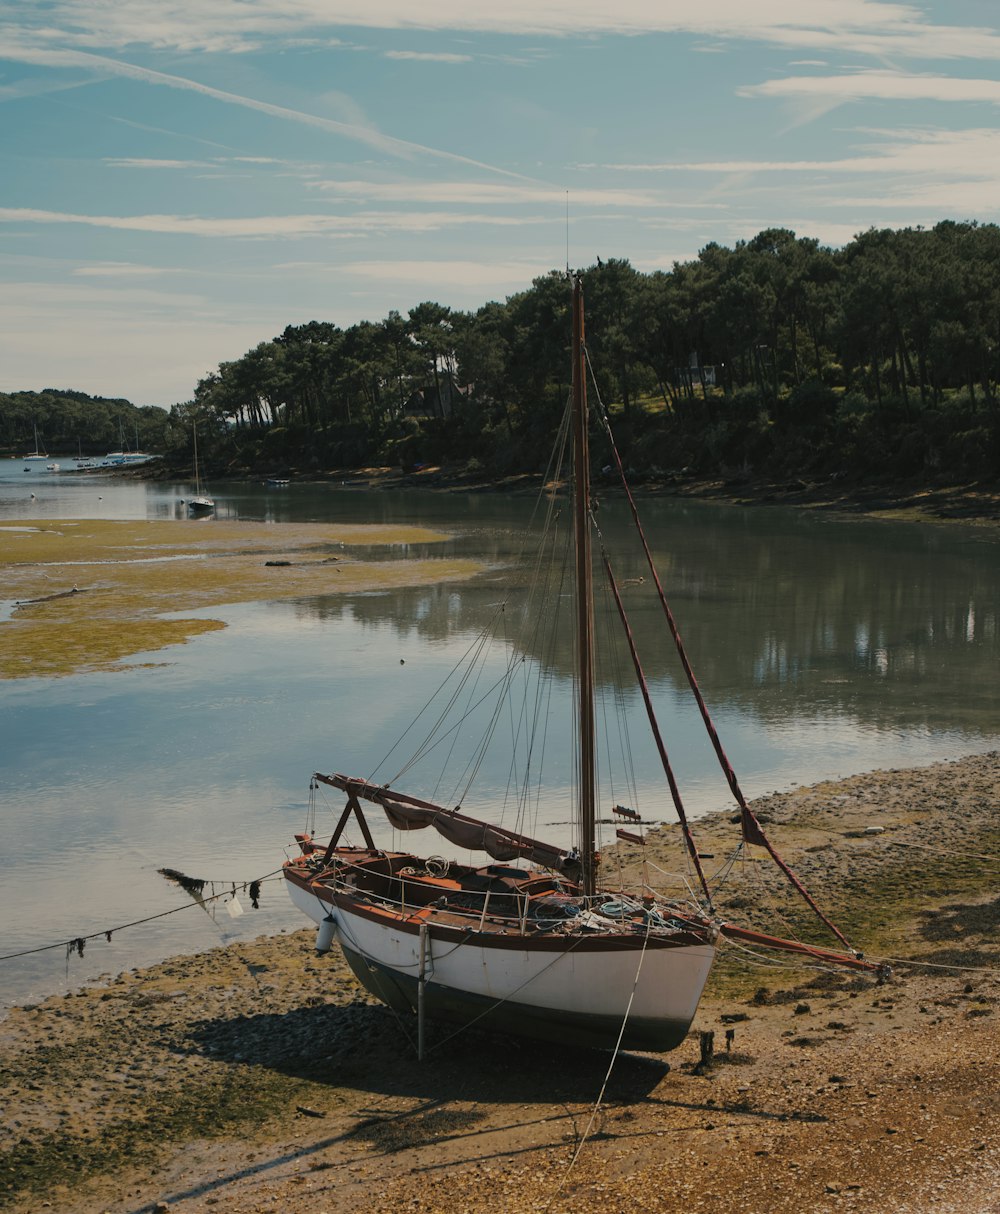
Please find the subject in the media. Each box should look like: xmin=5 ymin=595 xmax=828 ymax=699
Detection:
xmin=6 ymin=1 xmax=1000 ymax=60
xmin=383 ymin=51 xmax=474 ymax=63
xmin=0 ymin=207 xmax=547 ymax=237
xmin=602 ymin=127 xmax=1000 ymax=179
xmin=311 ymin=179 xmax=664 ymax=207
xmin=0 ymin=73 xmax=102 ymax=101
xmin=741 ymin=70 xmax=1000 ymax=104
xmin=828 ymin=182 xmax=1000 ymax=211
xmin=343 ymin=258 xmax=554 ymax=288
xmin=72 ymin=262 xmax=183 ymax=277
xmin=104 ymin=157 xmax=220 ymax=170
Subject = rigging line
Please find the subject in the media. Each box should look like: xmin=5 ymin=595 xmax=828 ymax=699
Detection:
xmin=389 ymin=662 xmax=525 ymax=786
xmin=0 ymin=870 xmax=285 ymax=963
xmin=509 ymin=398 xmax=574 ymax=804
xmin=370 ymin=605 xmax=509 ymax=784
xmin=882 ymin=956 xmax=1000 ymax=977
xmin=449 ymin=395 xmax=574 ymax=796
xmin=306 ymin=777 xmax=317 ymax=839
xmin=394 ymin=629 xmax=502 ymax=785
xmin=386 ymin=387 xmax=573 ymax=783
xmin=516 ymin=522 xmax=573 ymax=835
xmin=448 ymin=517 xmax=569 ymax=804
xmin=435 ymin=625 xmax=506 ymax=805
xmin=594 ymin=553 xmax=640 ymax=825
xmin=736 ymin=855 xmax=822 ymax=954
xmin=518 ymin=580 xmax=565 ymax=844
xmin=586 ymin=351 xmax=854 ymax=955
xmin=492 ymin=479 xmax=572 ymax=839
xmin=452 ymin=582 xmax=543 ymax=807
xmin=492 ymin=611 xmax=534 ymax=834
xmin=639 ymin=858 xmax=708 ymax=909
xmin=543 ymin=919 xmax=654 ymax=1211
xmin=399 ymin=406 xmax=573 ymax=806
xmin=503 ymin=592 xmax=543 ymax=840
xmin=600 ymin=547 xmax=713 ymax=906
xmin=639 ymin=831 xmax=748 ymax=896
xmin=884 ymin=839 xmax=1000 ymax=868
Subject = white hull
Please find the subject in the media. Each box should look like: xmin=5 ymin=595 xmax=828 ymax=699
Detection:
xmin=286 ymin=873 xmax=716 ymax=1051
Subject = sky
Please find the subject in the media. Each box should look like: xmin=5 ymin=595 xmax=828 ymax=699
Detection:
xmin=3 ymin=0 xmax=1000 ymax=407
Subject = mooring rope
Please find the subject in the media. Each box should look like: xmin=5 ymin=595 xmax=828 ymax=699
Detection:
xmin=0 ymin=869 xmax=285 ymax=963
xmin=542 ymin=918 xmax=654 ymax=1212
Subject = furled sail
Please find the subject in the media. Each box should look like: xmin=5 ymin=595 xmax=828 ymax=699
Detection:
xmin=315 ymin=772 xmax=575 ymax=875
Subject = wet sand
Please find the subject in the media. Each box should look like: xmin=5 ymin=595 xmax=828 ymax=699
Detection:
xmin=2 ymin=753 xmax=998 ymax=1214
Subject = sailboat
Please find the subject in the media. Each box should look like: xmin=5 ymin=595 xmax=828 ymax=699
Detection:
xmin=24 ymin=423 xmax=48 ymax=461
xmin=187 ymin=421 xmax=214 ymax=516
xmin=283 ymin=277 xmax=882 ymax=1054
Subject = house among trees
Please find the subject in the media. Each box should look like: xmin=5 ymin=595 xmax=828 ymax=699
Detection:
xmin=404 ymin=379 xmax=468 ymax=420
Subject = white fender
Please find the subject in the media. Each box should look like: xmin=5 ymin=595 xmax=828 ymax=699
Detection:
xmin=315 ymin=912 xmax=337 ymax=954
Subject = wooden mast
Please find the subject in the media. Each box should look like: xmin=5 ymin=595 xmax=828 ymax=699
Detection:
xmin=572 ymin=277 xmax=597 ymax=896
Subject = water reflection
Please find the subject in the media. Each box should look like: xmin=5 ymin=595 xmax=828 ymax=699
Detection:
xmin=279 ymin=496 xmax=1000 ymax=740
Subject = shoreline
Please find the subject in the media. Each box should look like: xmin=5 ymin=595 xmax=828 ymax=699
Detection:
xmin=131 ymin=455 xmax=1000 ymax=525
xmin=3 ymin=752 xmax=998 ymax=1213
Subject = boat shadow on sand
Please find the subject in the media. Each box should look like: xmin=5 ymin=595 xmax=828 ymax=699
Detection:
xmin=180 ymin=996 xmax=823 ymax=1125
xmin=182 ymin=998 xmax=674 ymax=1105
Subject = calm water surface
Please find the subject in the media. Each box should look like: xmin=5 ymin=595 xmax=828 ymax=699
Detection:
xmin=2 ymin=458 xmax=999 ymax=1009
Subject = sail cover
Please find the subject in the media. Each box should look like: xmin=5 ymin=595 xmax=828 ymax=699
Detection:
xmin=380 ymin=799 xmax=570 ymax=872
xmin=315 ymin=772 xmax=575 ymax=875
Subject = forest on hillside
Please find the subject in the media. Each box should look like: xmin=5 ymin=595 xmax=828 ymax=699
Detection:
xmin=5 ymin=221 xmax=1000 ymax=485
xmin=0 ymin=389 xmax=173 ymax=459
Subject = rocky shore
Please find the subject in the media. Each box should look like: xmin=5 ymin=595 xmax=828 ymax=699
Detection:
xmin=2 ymin=753 xmax=999 ymax=1214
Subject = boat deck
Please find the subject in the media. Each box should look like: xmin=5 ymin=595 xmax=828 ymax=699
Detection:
xmin=284 ymin=840 xmax=707 ymax=942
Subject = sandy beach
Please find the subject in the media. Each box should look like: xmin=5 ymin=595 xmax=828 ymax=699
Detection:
xmin=2 ymin=751 xmax=998 ymax=1214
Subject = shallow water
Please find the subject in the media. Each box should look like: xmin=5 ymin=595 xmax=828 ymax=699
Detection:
xmin=1 ymin=459 xmax=998 ymax=1009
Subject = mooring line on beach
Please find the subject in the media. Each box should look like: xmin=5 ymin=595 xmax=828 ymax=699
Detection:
xmin=883 ymin=955 xmax=1000 ymax=977
xmin=786 ymin=821 xmax=1000 ymax=869
xmin=0 ymin=869 xmax=286 ymax=964
xmin=879 ymin=838 xmax=1000 ymax=867
xmin=540 ymin=917 xmax=654 ymax=1213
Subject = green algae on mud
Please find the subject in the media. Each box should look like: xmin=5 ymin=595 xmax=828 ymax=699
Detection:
xmin=0 ymin=518 xmax=480 ymax=679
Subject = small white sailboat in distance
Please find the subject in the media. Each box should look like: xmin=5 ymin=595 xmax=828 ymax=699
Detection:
xmin=24 ymin=424 xmax=48 ymax=461
xmin=187 ymin=421 xmax=214 ymax=516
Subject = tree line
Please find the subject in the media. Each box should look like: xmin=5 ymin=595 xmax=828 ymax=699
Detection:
xmin=0 ymin=389 xmax=173 ymax=459
xmin=6 ymin=221 xmax=1000 ymax=484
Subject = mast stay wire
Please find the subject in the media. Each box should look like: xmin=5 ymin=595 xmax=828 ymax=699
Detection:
xmin=583 ymin=343 xmax=855 ymax=953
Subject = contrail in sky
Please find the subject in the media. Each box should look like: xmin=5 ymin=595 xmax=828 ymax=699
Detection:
xmin=5 ymin=41 xmax=535 ymax=181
